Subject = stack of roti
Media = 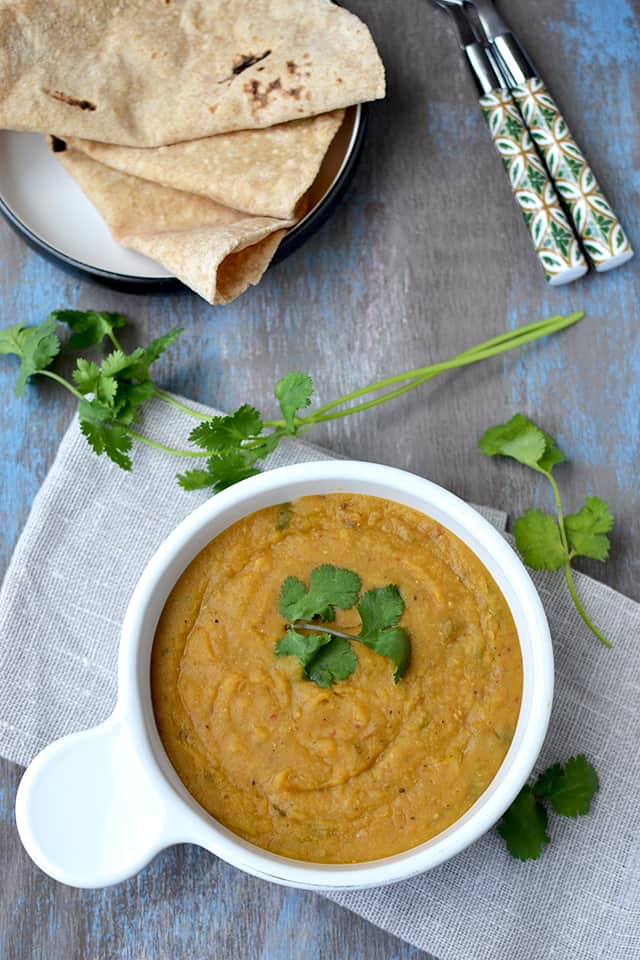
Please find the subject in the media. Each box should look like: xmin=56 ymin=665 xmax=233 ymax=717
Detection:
xmin=0 ymin=0 xmax=385 ymax=303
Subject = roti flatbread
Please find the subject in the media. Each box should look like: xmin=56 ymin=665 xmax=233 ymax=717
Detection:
xmin=1 ymin=0 xmax=384 ymax=146
xmin=51 ymin=141 xmax=293 ymax=304
xmin=65 ymin=111 xmax=345 ymax=219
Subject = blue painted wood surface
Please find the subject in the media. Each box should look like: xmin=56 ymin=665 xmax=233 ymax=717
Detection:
xmin=0 ymin=0 xmax=638 ymax=957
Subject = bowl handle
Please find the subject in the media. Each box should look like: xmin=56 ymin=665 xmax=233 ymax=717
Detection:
xmin=15 ymin=711 xmax=186 ymax=887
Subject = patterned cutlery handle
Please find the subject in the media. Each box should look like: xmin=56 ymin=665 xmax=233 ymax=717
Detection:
xmin=512 ymin=78 xmax=634 ymax=272
xmin=479 ymin=88 xmax=588 ymax=285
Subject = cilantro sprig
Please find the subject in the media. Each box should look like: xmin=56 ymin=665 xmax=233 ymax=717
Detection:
xmin=0 ymin=310 xmax=583 ymax=489
xmin=274 ymin=565 xmax=411 ymax=686
xmin=498 ymin=755 xmax=598 ymax=860
xmin=479 ymin=414 xmax=613 ymax=647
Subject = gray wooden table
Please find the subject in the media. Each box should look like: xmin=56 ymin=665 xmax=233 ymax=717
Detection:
xmin=1 ymin=0 xmax=638 ymax=956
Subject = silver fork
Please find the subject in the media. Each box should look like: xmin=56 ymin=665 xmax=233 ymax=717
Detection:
xmin=431 ymin=0 xmax=588 ymax=285
xmin=465 ymin=0 xmax=633 ymax=272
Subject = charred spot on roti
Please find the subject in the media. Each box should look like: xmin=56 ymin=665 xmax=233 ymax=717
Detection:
xmin=218 ymin=50 xmax=272 ymax=85
xmin=286 ymin=60 xmax=298 ymax=75
xmin=232 ymin=50 xmax=271 ymax=76
xmin=43 ymin=89 xmax=96 ymax=111
xmin=287 ymin=86 xmax=303 ymax=100
xmin=245 ymin=79 xmax=267 ymax=107
xmin=244 ymin=76 xmax=284 ymax=108
xmin=50 ymin=136 xmax=67 ymax=153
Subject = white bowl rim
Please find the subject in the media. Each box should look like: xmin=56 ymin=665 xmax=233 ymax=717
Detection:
xmin=111 ymin=459 xmax=554 ymax=890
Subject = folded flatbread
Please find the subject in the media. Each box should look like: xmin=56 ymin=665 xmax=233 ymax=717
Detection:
xmin=65 ymin=111 xmax=345 ymax=220
xmin=1 ymin=0 xmax=384 ymax=146
xmin=51 ymin=142 xmax=293 ymax=304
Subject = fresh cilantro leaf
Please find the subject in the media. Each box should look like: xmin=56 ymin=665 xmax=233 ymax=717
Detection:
xmin=0 ymin=324 xmax=32 ymax=356
xmin=356 ymin=585 xmax=410 ymax=681
xmin=139 ymin=328 xmax=183 ymax=365
xmin=77 ymin=398 xmax=115 ymax=426
xmin=73 ymin=347 xmax=154 ymax=425
xmin=275 ymin=372 xmax=313 ymax=434
xmin=0 ymin=320 xmax=61 ymax=395
xmin=245 ymin=431 xmax=281 ymax=462
xmin=538 ymin=431 xmax=566 ymax=473
xmin=80 ymin=420 xmax=133 ymax=471
xmin=305 ymin=637 xmax=357 ymax=688
xmin=533 ymin=763 xmax=563 ymax=800
xmin=275 ymin=629 xmax=331 ymax=667
xmin=78 ymin=399 xmax=133 ymax=470
xmin=278 ymin=565 xmax=362 ymax=622
xmin=497 ymin=786 xmax=550 ymax=861
xmin=480 ymin=414 xmax=611 ymax=648
xmin=565 ymin=496 xmax=613 ymax=562
xmin=479 ymin=414 xmax=565 ymax=475
xmin=71 ymin=329 xmax=181 ymax=447
xmin=535 ymin=755 xmax=599 ymax=818
xmin=72 ymin=358 xmax=118 ymax=406
xmin=72 ymin=357 xmax=100 ymax=393
xmin=362 ymin=626 xmax=410 ymax=681
xmin=175 ymin=469 xmax=215 ymax=491
xmin=100 ymin=347 xmax=145 ymax=379
xmin=113 ymin=380 xmax=155 ymax=424
xmin=50 ymin=309 xmax=127 ymax=349
xmin=357 ymin=584 xmax=404 ymax=634
xmin=513 ymin=509 xmax=567 ymax=570
xmin=278 ymin=577 xmax=307 ymax=618
xmin=189 ymin=405 xmax=263 ymax=453
xmin=276 ymin=572 xmax=410 ymax=685
xmin=479 ymin=414 xmax=547 ymax=469
xmin=98 ymin=328 xmax=181 ymax=383
xmin=203 ymin=453 xmax=262 ymax=491
xmin=275 ymin=629 xmax=357 ymax=687
xmin=177 ymin=451 xmax=261 ymax=493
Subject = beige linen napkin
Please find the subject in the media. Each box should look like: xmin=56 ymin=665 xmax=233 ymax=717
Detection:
xmin=0 ymin=395 xmax=637 ymax=960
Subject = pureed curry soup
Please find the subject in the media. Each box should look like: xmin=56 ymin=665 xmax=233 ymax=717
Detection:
xmin=151 ymin=494 xmax=523 ymax=863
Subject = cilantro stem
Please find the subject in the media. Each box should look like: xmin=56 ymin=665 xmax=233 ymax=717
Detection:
xmin=547 ymin=471 xmax=570 ymax=553
xmin=292 ymin=312 xmax=583 ymax=426
xmin=545 ymin=470 xmax=610 ymax=646
xmin=293 ymin=622 xmax=354 ymax=640
xmin=290 ymin=313 xmax=583 ymax=428
xmin=38 ymin=369 xmax=84 ymax=401
xmin=127 ymin=429 xmax=209 ymax=458
xmin=563 ymin=561 xmax=612 ymax=648
xmin=153 ymin=388 xmax=210 ymax=421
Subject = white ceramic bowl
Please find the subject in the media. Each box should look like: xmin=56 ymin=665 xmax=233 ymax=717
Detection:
xmin=16 ymin=461 xmax=553 ymax=889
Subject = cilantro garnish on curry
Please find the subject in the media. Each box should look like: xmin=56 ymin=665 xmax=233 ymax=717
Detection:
xmin=275 ymin=565 xmax=411 ymax=686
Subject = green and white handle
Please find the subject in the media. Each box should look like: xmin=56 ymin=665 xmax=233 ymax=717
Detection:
xmin=512 ymin=78 xmax=634 ymax=272
xmin=479 ymin=88 xmax=588 ymax=286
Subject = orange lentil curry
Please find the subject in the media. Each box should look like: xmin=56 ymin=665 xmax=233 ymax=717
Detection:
xmin=151 ymin=494 xmax=522 ymax=863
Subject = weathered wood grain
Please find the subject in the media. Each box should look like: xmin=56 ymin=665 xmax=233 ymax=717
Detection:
xmin=0 ymin=0 xmax=638 ymax=956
